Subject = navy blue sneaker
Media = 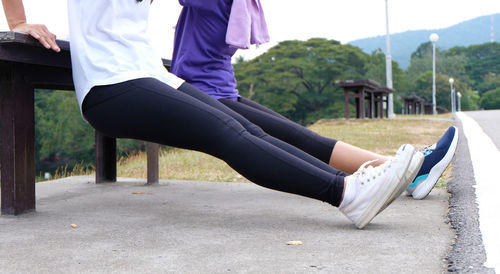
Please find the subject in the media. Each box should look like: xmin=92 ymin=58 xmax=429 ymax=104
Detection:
xmin=406 ymin=126 xmax=458 ymax=199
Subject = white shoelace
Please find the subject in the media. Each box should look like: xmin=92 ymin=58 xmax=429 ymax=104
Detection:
xmin=352 ymin=158 xmax=393 ymax=185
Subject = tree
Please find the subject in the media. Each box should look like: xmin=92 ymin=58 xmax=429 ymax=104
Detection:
xmin=464 ymin=43 xmax=500 ymax=87
xmin=34 ymin=90 xmax=145 ymax=175
xmin=412 ymin=72 xmax=477 ymax=111
xmin=235 ymin=38 xmax=369 ymax=124
xmin=406 ymin=42 xmax=470 ymax=88
xmin=480 ymin=87 xmax=500 ymax=110
xmin=405 ymin=42 xmax=488 ymax=111
xmin=405 ymin=42 xmax=434 ymax=86
xmin=476 ymin=72 xmax=500 ymax=96
xmin=364 ymin=49 xmax=409 ymax=113
xmin=35 ymin=90 xmax=95 ymax=172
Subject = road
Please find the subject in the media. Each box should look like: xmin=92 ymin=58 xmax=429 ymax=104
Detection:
xmin=449 ymin=110 xmax=500 ymax=273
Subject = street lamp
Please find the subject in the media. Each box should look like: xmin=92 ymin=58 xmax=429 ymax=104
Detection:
xmin=430 ymin=33 xmax=439 ymax=115
xmin=457 ymin=92 xmax=462 ymax=112
xmin=449 ymin=78 xmax=455 ymax=113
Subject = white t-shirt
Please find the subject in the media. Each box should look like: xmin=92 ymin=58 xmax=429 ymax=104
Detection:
xmin=67 ymin=0 xmax=184 ymax=110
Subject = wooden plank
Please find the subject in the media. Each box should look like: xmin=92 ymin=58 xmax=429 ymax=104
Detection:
xmin=95 ymin=131 xmax=116 ymax=183
xmin=24 ymin=64 xmax=74 ymax=90
xmin=0 ymin=33 xmax=71 ymax=69
xmin=147 ymin=143 xmax=159 ymax=184
xmin=0 ymin=64 xmax=35 ymax=215
xmin=0 ymin=31 xmax=70 ymax=51
xmin=0 ymin=32 xmax=171 ymax=70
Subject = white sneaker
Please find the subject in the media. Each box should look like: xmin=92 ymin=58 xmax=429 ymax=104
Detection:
xmin=339 ymin=144 xmax=415 ymax=229
xmin=378 ymin=151 xmax=424 ymax=214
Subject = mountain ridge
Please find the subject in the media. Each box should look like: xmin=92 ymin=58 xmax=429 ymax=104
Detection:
xmin=349 ymin=13 xmax=500 ymax=69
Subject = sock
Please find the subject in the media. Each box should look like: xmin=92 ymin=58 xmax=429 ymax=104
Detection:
xmin=339 ymin=176 xmax=357 ymax=208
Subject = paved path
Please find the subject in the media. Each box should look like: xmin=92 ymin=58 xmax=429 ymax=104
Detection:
xmin=0 ymin=176 xmax=453 ymax=273
xmin=451 ymin=110 xmax=500 ymax=273
xmin=464 ymin=110 xmax=500 ymax=150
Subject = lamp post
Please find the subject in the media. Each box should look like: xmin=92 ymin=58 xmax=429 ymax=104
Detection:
xmin=449 ymin=78 xmax=455 ymax=113
xmin=457 ymin=92 xmax=462 ymax=112
xmin=430 ymin=33 xmax=439 ymax=115
xmin=385 ymin=0 xmax=395 ymax=118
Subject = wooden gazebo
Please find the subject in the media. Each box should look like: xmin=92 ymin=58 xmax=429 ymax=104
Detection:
xmin=402 ymin=95 xmax=425 ymax=115
xmin=337 ymin=80 xmax=392 ymax=119
xmin=423 ymin=103 xmax=449 ymax=115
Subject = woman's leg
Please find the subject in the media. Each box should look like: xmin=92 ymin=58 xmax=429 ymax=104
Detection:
xmin=83 ymin=78 xmax=345 ymax=206
xmin=177 ymin=83 xmax=346 ymax=176
xmin=220 ymin=97 xmax=390 ymax=174
xmin=330 ymin=142 xmax=390 ymax=174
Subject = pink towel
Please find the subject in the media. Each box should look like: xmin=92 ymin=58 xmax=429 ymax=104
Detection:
xmin=225 ymin=0 xmax=270 ymax=49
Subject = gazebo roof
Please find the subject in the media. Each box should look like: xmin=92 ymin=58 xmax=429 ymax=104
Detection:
xmin=401 ymin=95 xmax=425 ymax=102
xmin=336 ymin=79 xmax=381 ymax=91
xmin=372 ymin=87 xmax=394 ymax=94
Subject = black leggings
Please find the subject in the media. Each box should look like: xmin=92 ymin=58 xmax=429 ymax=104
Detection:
xmin=220 ymin=97 xmax=338 ymax=164
xmin=82 ymin=78 xmax=347 ymax=206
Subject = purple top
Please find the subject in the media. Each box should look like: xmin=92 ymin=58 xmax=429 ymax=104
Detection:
xmin=171 ymin=0 xmax=239 ymax=100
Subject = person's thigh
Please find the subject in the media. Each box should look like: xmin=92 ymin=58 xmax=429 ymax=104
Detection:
xmin=83 ymin=78 xmax=245 ymax=154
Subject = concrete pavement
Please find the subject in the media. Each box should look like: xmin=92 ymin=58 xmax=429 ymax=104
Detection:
xmin=0 ymin=176 xmax=453 ymax=273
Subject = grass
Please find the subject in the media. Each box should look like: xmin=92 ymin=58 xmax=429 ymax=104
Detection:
xmin=115 ymin=116 xmax=454 ymax=187
xmin=118 ymin=149 xmax=243 ymax=183
xmin=309 ymin=117 xmax=452 ymax=155
xmin=36 ymin=162 xmax=95 ymax=182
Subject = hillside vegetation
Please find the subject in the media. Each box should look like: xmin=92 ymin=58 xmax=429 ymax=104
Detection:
xmin=350 ymin=13 xmax=500 ymax=69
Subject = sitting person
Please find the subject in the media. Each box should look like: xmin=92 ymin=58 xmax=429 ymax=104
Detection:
xmin=170 ymin=0 xmax=458 ymax=200
xmin=3 ymin=0 xmax=422 ymax=229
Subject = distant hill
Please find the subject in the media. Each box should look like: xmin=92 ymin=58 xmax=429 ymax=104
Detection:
xmin=349 ymin=14 xmax=500 ymax=69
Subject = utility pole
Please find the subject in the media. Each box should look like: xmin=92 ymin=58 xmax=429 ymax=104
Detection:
xmin=384 ymin=0 xmax=395 ymax=118
xmin=430 ymin=33 xmax=439 ymax=115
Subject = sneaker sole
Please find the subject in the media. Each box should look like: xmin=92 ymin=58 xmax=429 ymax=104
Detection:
xmin=378 ymin=152 xmax=424 ymax=214
xmin=355 ymin=145 xmax=414 ymax=229
xmin=411 ymin=129 xmax=458 ymax=200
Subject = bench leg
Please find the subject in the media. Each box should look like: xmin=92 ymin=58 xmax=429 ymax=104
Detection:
xmin=95 ymin=131 xmax=116 ymax=183
xmin=0 ymin=80 xmax=35 ymax=215
xmin=147 ymin=142 xmax=159 ymax=184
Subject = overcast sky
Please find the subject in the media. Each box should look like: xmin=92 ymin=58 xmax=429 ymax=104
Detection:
xmin=1 ymin=0 xmax=499 ymax=60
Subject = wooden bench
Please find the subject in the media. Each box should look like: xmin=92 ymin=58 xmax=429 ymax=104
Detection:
xmin=0 ymin=31 xmax=162 ymax=215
